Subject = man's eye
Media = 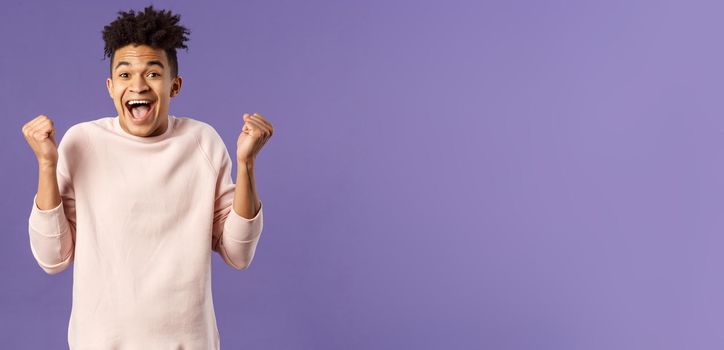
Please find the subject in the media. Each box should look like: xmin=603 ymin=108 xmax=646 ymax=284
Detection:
xmin=119 ymin=73 xmax=128 ymax=78
xmin=148 ymin=72 xmax=160 ymax=78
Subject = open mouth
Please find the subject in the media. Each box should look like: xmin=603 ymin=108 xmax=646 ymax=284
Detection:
xmin=125 ymin=99 xmax=156 ymax=121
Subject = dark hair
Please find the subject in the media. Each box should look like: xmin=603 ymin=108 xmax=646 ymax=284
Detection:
xmin=101 ymin=5 xmax=190 ymax=77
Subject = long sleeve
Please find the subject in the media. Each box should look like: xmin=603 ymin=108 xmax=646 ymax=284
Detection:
xmin=27 ymin=160 xmax=77 ymax=275
xmin=207 ymin=127 xmax=264 ymax=270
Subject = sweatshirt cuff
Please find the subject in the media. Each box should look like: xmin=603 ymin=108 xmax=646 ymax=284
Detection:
xmin=29 ymin=194 xmax=69 ymax=236
xmin=223 ymin=200 xmax=264 ymax=242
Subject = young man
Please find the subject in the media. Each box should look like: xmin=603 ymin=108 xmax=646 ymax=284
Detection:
xmin=21 ymin=6 xmax=273 ymax=349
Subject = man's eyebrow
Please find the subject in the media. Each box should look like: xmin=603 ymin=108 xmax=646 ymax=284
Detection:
xmin=114 ymin=60 xmax=165 ymax=70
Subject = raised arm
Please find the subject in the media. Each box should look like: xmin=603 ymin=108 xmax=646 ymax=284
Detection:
xmin=23 ymin=115 xmax=77 ymax=275
xmin=210 ymin=112 xmax=272 ymax=270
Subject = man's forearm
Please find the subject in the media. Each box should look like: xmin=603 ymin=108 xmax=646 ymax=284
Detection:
xmin=36 ymin=163 xmax=61 ymax=210
xmin=232 ymin=160 xmax=261 ymax=219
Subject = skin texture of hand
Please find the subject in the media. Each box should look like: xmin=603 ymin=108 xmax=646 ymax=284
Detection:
xmin=22 ymin=115 xmax=58 ymax=167
xmin=237 ymin=112 xmax=273 ymax=164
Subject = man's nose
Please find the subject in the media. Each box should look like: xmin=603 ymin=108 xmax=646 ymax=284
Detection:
xmin=129 ymin=76 xmax=149 ymax=93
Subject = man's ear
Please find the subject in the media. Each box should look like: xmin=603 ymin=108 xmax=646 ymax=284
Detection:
xmin=106 ymin=77 xmax=113 ymax=99
xmin=171 ymin=76 xmax=183 ymax=97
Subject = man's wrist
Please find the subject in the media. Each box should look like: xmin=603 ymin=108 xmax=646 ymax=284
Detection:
xmin=237 ymin=158 xmax=255 ymax=170
xmin=38 ymin=161 xmax=57 ymax=172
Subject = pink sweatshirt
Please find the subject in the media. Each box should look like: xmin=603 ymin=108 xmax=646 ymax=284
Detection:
xmin=27 ymin=114 xmax=264 ymax=349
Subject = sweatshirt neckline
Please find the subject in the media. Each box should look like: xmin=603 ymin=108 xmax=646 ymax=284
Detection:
xmin=113 ymin=114 xmax=175 ymax=143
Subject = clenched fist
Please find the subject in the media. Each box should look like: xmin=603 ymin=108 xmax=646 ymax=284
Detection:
xmin=237 ymin=112 xmax=273 ymax=164
xmin=22 ymin=115 xmax=58 ymax=167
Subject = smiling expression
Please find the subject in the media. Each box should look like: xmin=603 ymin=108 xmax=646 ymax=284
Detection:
xmin=106 ymin=44 xmax=182 ymax=137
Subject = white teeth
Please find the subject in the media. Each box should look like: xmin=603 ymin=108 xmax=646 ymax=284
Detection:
xmin=127 ymin=100 xmax=152 ymax=106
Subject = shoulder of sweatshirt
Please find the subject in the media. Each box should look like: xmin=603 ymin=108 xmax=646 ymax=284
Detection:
xmin=58 ymin=117 xmax=119 ymax=150
xmin=58 ymin=122 xmax=90 ymax=158
xmin=183 ymin=117 xmax=232 ymax=176
xmin=59 ymin=121 xmax=91 ymax=146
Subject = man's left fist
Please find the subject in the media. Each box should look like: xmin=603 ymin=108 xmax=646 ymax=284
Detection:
xmin=237 ymin=112 xmax=273 ymax=164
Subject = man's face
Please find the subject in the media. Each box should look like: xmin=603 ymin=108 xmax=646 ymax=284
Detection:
xmin=106 ymin=44 xmax=182 ymax=137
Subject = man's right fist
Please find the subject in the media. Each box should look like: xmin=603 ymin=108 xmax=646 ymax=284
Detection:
xmin=22 ymin=115 xmax=58 ymax=167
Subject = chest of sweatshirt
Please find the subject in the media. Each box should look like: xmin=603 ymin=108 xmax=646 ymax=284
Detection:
xmin=62 ymin=120 xmax=223 ymax=266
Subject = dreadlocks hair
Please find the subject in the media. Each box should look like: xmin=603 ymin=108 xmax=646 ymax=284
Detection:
xmin=101 ymin=5 xmax=190 ymax=78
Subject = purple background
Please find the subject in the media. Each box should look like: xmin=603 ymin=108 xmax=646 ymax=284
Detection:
xmin=1 ymin=0 xmax=721 ymax=349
